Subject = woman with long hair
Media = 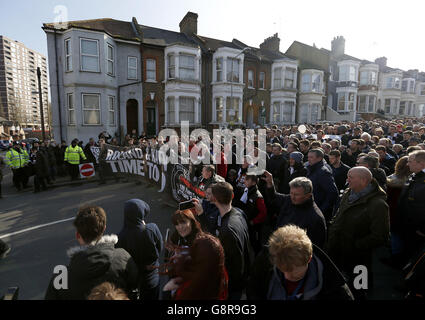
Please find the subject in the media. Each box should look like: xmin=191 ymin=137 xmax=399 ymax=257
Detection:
xmin=169 ymin=209 xmax=203 ymax=248
xmin=163 ymin=233 xmax=228 ymax=300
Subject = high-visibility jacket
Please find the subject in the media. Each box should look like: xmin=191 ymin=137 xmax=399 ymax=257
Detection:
xmin=5 ymin=148 xmax=29 ymax=169
xmin=64 ymin=145 xmax=86 ymax=165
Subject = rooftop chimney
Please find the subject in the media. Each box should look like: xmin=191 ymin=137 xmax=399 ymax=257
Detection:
xmin=260 ymin=33 xmax=280 ymax=52
xmin=331 ymin=36 xmax=345 ymax=58
xmin=374 ymin=57 xmax=387 ymax=70
xmin=179 ymin=12 xmax=198 ymax=35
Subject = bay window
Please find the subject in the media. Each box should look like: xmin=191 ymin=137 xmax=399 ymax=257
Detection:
xmin=312 ymin=74 xmax=321 ymax=92
xmin=65 ymin=39 xmax=72 ymax=72
xmin=179 ymin=54 xmax=195 ymax=81
xmin=282 ymin=101 xmax=294 ymax=123
xmin=299 ymin=104 xmax=308 ymax=123
xmin=80 ymin=38 xmax=99 ymax=72
xmin=272 ymin=102 xmax=281 ymax=123
xmin=284 ymin=68 xmax=296 ymax=89
xmin=107 ymin=44 xmax=114 ymax=76
xmin=82 ymin=93 xmax=100 ymax=125
xmin=216 ymin=58 xmax=223 ymax=82
xmin=227 ymin=58 xmax=239 ymax=83
xmin=359 ymin=96 xmax=366 ymax=112
xmin=339 ymin=65 xmax=357 ymax=82
xmin=273 ymin=67 xmax=282 ymax=89
xmin=301 ymin=73 xmax=311 ymax=92
xmin=108 ymin=96 xmax=115 ymax=125
xmin=226 ymin=97 xmax=240 ymax=122
xmin=168 ymin=55 xmax=175 ymax=79
xmin=179 ymin=97 xmax=195 ymax=122
xmin=67 ymin=93 xmax=75 ymax=125
xmin=368 ymin=96 xmax=375 ymax=112
xmin=399 ymin=101 xmax=406 ymax=115
xmin=215 ymin=97 xmax=224 ymax=122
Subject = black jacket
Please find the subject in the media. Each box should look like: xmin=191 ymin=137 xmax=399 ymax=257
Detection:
xmin=306 ymin=160 xmax=338 ymax=218
xmin=196 ymin=174 xmax=225 ymax=193
xmin=330 ymin=162 xmax=350 ymax=192
xmin=281 ymin=163 xmax=308 ymax=194
xmin=247 ymin=245 xmax=354 ymax=300
xmin=266 ymin=187 xmax=326 ymax=248
xmin=116 ymin=199 xmax=163 ymax=300
xmin=399 ymin=171 xmax=425 ymax=234
xmin=327 ymin=179 xmax=390 ymax=272
xmin=34 ymin=149 xmax=50 ymax=178
xmin=45 ymin=235 xmax=138 ymax=300
xmin=266 ymin=154 xmax=288 ymax=193
xmin=218 ymin=207 xmax=252 ymax=294
xmin=198 ymin=200 xmax=220 ymax=235
xmin=370 ymin=168 xmax=387 ymax=191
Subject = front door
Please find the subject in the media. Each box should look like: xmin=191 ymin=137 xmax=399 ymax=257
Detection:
xmin=146 ymin=107 xmax=156 ymax=137
xmin=126 ymin=99 xmax=139 ymax=135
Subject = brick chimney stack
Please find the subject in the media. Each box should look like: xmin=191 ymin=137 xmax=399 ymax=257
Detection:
xmin=374 ymin=57 xmax=387 ymax=70
xmin=331 ymin=36 xmax=345 ymax=58
xmin=179 ymin=12 xmax=198 ymax=35
xmin=260 ymin=33 xmax=280 ymax=52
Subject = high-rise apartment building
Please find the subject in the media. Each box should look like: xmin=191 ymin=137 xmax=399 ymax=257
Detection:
xmin=0 ymin=35 xmax=49 ymax=129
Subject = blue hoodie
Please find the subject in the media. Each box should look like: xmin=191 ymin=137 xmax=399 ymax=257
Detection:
xmin=116 ymin=199 xmax=163 ymax=300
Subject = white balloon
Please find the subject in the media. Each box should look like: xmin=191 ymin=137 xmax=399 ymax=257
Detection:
xmin=298 ymin=125 xmax=306 ymax=134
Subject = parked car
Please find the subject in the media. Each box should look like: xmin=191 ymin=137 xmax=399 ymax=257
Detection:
xmin=0 ymin=140 xmax=12 ymax=151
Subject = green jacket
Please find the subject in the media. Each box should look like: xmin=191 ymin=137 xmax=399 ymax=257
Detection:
xmin=326 ymin=179 xmax=390 ymax=271
xmin=5 ymin=147 xmax=29 ymax=169
xmin=64 ymin=145 xmax=86 ymax=165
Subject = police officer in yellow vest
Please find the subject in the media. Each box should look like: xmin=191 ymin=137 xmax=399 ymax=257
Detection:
xmin=64 ymin=139 xmax=87 ymax=181
xmin=5 ymin=141 xmax=30 ymax=191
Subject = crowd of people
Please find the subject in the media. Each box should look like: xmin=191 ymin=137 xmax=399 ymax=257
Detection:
xmin=2 ymin=117 xmax=416 ymax=300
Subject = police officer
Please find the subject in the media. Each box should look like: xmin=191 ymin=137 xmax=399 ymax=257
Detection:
xmin=5 ymin=142 xmax=30 ymax=191
xmin=64 ymin=139 xmax=87 ymax=181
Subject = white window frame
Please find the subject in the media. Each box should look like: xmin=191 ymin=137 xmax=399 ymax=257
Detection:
xmin=81 ymin=93 xmax=101 ymax=125
xmin=273 ymin=67 xmax=282 ymax=89
xmin=168 ymin=54 xmax=176 ymax=80
xmin=146 ymin=59 xmax=156 ymax=82
xmin=312 ymin=73 xmax=321 ymax=93
xmin=226 ymin=97 xmax=241 ymax=122
xmin=65 ymin=38 xmax=72 ymax=72
xmin=67 ymin=93 xmax=75 ymax=125
xmin=216 ymin=58 xmax=223 ymax=82
xmin=301 ymin=73 xmax=311 ymax=92
xmin=108 ymin=95 xmax=116 ymax=126
xmin=80 ymin=38 xmax=100 ymax=72
xmin=215 ymin=97 xmax=224 ymax=122
xmin=282 ymin=101 xmax=294 ymax=123
xmin=179 ymin=97 xmax=196 ymax=123
xmin=179 ymin=54 xmax=196 ymax=81
xmin=227 ymin=58 xmax=240 ymax=83
xmin=271 ymin=101 xmax=281 ymax=123
xmin=128 ymin=56 xmax=138 ymax=80
xmin=107 ymin=44 xmax=114 ymax=76
xmin=284 ymin=68 xmax=296 ymax=89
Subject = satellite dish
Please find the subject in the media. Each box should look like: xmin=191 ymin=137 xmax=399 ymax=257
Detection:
xmin=298 ymin=125 xmax=306 ymax=134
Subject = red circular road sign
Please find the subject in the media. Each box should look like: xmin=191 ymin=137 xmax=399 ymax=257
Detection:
xmin=80 ymin=163 xmax=95 ymax=177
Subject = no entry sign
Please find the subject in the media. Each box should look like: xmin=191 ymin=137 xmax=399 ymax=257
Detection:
xmin=79 ymin=163 xmax=95 ymax=178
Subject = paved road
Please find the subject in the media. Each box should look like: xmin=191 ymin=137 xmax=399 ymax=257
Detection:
xmin=0 ymin=164 xmax=405 ymax=300
xmin=0 ymin=170 xmax=176 ymax=300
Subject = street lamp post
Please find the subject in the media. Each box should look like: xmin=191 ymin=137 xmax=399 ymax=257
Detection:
xmin=37 ymin=67 xmax=46 ymax=141
xmin=230 ymin=47 xmax=250 ymax=125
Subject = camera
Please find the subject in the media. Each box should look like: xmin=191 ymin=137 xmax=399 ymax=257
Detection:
xmin=179 ymin=200 xmax=195 ymax=211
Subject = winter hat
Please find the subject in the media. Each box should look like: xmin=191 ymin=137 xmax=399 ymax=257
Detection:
xmin=290 ymin=151 xmax=304 ymax=164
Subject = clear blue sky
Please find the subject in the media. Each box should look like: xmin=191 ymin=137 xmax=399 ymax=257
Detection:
xmin=1 ymin=0 xmax=425 ymax=72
